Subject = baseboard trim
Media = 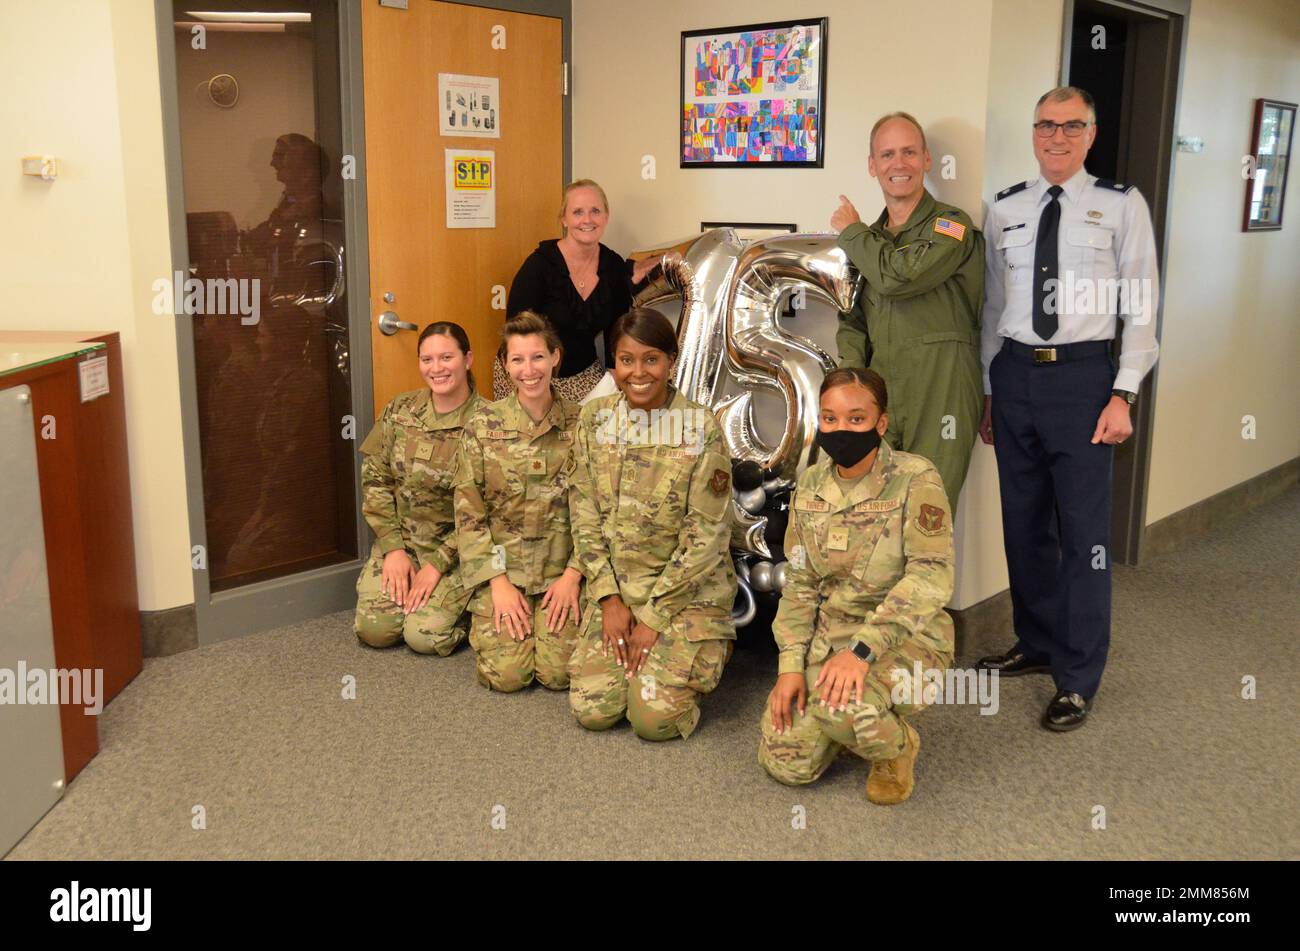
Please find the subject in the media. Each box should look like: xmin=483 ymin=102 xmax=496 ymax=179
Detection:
xmin=1142 ymin=456 xmax=1300 ymax=562
xmin=140 ymin=604 xmax=198 ymax=657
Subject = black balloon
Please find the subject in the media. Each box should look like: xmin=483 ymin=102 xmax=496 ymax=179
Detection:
xmin=732 ymin=459 xmax=764 ymax=492
xmin=763 ymin=504 xmax=789 ymax=552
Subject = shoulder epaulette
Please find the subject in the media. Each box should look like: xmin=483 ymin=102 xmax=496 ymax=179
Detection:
xmin=995 ymin=181 xmax=1031 ymax=201
xmin=1094 ymin=178 xmax=1134 ymax=193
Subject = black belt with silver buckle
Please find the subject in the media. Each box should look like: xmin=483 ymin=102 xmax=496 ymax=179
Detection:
xmin=1002 ymin=338 xmax=1112 ymax=364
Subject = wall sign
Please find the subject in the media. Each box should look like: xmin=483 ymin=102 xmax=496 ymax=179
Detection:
xmin=445 ymin=149 xmax=496 ymax=228
xmin=439 ymin=73 xmax=500 ymax=138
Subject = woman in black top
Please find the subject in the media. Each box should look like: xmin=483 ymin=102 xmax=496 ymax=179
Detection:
xmin=499 ymin=179 xmax=662 ymax=401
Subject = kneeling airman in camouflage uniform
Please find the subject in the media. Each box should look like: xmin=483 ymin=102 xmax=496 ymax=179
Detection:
xmin=454 ymin=312 xmax=584 ymax=691
xmin=759 ymin=368 xmax=955 ymax=804
xmin=355 ymin=321 xmax=486 ymax=654
xmin=567 ymin=308 xmax=737 ymax=741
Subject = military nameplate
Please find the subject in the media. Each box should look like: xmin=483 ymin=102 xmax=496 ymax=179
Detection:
xmin=853 ymin=499 xmax=901 ymax=513
xmin=485 ymin=430 xmax=513 ymax=439
xmin=827 ymin=528 xmax=849 ymax=551
xmin=917 ymin=503 xmax=946 ymax=536
xmin=794 ymin=497 xmax=830 ymax=513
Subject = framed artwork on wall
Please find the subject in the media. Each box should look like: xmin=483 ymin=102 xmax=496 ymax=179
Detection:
xmin=1242 ymin=98 xmax=1295 ymax=232
xmin=681 ymin=18 xmax=828 ymax=169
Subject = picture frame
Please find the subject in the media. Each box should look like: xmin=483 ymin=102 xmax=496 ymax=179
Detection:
xmin=681 ymin=18 xmax=828 ymax=169
xmin=1242 ymin=98 xmax=1295 ymax=232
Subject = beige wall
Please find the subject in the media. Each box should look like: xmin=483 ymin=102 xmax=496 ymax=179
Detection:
xmin=0 ymin=0 xmax=192 ymax=611
xmin=1146 ymin=0 xmax=1300 ymax=522
xmin=573 ymin=0 xmax=1004 ymax=607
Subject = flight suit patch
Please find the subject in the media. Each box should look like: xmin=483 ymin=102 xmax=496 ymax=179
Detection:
xmin=708 ymin=468 xmax=730 ymax=495
xmin=828 ymin=528 xmax=849 ymax=551
xmin=934 ymin=217 xmax=966 ymax=241
xmin=917 ymin=503 xmax=946 ymax=536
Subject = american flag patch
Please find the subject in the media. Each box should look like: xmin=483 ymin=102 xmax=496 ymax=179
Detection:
xmin=934 ymin=217 xmax=967 ymax=241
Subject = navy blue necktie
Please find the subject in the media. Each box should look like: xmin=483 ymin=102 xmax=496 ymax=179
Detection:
xmin=1033 ymin=185 xmax=1064 ymax=341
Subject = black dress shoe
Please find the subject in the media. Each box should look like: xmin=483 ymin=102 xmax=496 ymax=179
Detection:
xmin=975 ymin=647 xmax=1051 ymax=677
xmin=1043 ymin=690 xmax=1092 ymax=731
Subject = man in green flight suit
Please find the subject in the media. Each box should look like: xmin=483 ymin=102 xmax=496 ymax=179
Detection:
xmin=830 ymin=111 xmax=985 ymax=512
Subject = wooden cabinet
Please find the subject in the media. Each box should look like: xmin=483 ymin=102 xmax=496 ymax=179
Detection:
xmin=0 ymin=332 xmax=144 ymax=781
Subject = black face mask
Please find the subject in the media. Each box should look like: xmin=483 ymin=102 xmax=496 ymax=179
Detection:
xmin=816 ymin=427 xmax=882 ymax=469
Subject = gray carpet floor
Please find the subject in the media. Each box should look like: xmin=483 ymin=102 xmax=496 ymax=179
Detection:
xmin=9 ymin=489 xmax=1299 ymax=860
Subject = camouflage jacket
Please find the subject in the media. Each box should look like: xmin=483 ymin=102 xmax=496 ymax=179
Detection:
xmin=773 ymin=441 xmax=955 ymax=674
xmin=359 ymin=388 xmax=487 ymax=572
xmin=453 ymin=389 xmax=582 ymax=595
xmin=569 ymin=386 xmax=737 ymax=640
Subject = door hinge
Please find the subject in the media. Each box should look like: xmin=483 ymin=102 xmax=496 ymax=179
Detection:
xmin=379 ymin=0 xmax=408 ymax=9
xmin=563 ymin=61 xmax=569 ymax=96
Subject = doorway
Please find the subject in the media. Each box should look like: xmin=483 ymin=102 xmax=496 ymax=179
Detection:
xmin=1062 ymin=0 xmax=1188 ymax=565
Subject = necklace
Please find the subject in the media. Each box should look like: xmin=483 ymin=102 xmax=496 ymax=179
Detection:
xmin=562 ymin=241 xmax=598 ymax=290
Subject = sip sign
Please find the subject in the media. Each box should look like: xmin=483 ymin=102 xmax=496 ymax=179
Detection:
xmin=445 ymin=148 xmax=496 ymax=228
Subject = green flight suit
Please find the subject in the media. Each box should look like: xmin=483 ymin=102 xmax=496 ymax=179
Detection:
xmin=835 ymin=188 xmax=985 ymax=511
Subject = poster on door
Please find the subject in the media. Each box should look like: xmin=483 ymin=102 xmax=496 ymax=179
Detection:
xmin=438 ymin=73 xmax=500 ymax=138
xmin=445 ymin=149 xmax=496 ymax=229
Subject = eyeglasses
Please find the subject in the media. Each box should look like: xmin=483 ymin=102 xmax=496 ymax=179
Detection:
xmin=1034 ymin=120 xmax=1092 ymax=138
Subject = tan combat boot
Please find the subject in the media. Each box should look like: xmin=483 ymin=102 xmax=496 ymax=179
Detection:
xmin=866 ymin=720 xmax=921 ymax=805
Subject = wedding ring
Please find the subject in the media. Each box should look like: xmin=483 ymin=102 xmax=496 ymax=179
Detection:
xmin=617 ymin=639 xmax=625 ymax=645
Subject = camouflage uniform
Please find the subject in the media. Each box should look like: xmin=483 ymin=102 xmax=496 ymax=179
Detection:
xmin=567 ymin=387 xmax=737 ymax=741
xmin=758 ymin=442 xmax=955 ymax=784
xmin=354 ymin=388 xmax=487 ymax=654
xmin=453 ymin=389 xmax=583 ymax=691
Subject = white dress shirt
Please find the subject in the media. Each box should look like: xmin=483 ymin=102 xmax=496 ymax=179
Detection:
xmin=981 ymin=166 xmax=1160 ymax=395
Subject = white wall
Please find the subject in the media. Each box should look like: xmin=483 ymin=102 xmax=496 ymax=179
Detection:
xmin=0 ymin=0 xmax=192 ymax=611
xmin=1146 ymin=0 xmax=1300 ymax=523
xmin=574 ymin=0 xmax=1003 ymax=607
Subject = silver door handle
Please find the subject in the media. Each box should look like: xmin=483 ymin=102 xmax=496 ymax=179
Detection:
xmin=377 ymin=310 xmax=417 ymax=335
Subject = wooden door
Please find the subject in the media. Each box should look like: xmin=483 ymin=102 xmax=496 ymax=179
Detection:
xmin=362 ymin=0 xmax=564 ymax=412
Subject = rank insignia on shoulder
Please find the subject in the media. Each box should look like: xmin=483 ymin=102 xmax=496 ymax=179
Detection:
xmin=1094 ymin=178 xmax=1134 ymax=193
xmin=709 ymin=468 xmax=730 ymax=495
xmin=934 ymin=217 xmax=966 ymax=241
xmin=916 ymin=503 xmax=946 ymax=536
xmin=996 ymin=180 xmax=1031 ymax=201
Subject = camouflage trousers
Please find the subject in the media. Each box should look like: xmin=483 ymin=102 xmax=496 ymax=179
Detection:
xmin=759 ymin=639 xmax=949 ymax=785
xmin=568 ymin=606 xmax=733 ymax=741
xmin=468 ymin=589 xmax=581 ymax=692
xmin=353 ymin=548 xmax=471 ymax=655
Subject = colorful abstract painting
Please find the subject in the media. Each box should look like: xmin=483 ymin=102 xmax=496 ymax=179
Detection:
xmin=681 ymin=19 xmax=825 ymax=166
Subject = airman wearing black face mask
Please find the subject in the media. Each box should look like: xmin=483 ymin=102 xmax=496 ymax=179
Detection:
xmin=759 ymin=368 xmax=956 ymax=805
